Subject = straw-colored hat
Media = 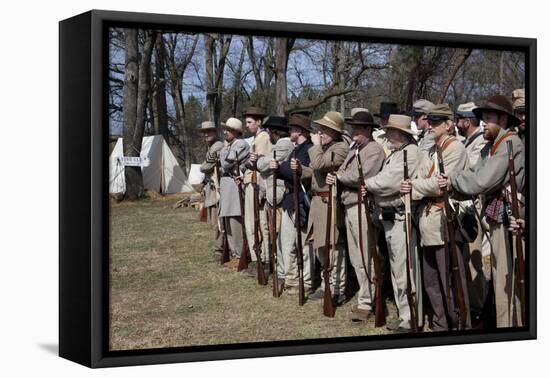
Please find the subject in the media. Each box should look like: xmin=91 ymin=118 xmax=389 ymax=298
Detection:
xmin=221 ymin=117 xmax=243 ymax=133
xmin=512 ymin=88 xmax=525 ymax=111
xmin=313 ymin=111 xmax=345 ymax=134
xmin=382 ymin=114 xmax=415 ymax=136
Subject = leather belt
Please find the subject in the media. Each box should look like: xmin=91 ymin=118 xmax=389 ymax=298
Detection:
xmin=312 ymin=191 xmax=330 ymax=198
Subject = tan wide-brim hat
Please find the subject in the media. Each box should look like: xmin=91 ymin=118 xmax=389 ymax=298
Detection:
xmin=383 ymin=114 xmax=415 ymax=136
xmin=313 ymin=111 xmax=344 ymax=134
xmin=221 ymin=117 xmax=243 ymax=133
xmin=198 ymin=121 xmax=217 ymax=130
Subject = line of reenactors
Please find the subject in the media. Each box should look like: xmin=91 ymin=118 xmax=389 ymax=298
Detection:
xmin=198 ymin=88 xmax=527 ymax=333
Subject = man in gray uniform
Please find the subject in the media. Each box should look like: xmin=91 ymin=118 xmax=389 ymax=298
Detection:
xmin=363 ymin=114 xmax=424 ymax=332
xmin=439 ymin=95 xmax=525 ymax=328
xmin=327 ymin=110 xmax=386 ymax=321
xmin=199 ymin=121 xmax=225 ymax=263
xmin=219 ymin=117 xmax=250 ymax=267
xmin=412 ymin=99 xmax=435 ymax=153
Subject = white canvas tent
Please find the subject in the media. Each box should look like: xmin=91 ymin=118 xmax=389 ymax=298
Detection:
xmin=109 ymin=135 xmax=195 ymax=194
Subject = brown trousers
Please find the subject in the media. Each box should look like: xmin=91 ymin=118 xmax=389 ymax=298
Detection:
xmin=423 ymin=244 xmax=471 ymax=331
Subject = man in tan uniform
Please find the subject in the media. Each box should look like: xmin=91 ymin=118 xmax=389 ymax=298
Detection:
xmin=439 ymin=95 xmax=525 ymax=328
xmin=199 ymin=121 xmax=225 ymax=263
xmin=254 ymin=116 xmax=295 ymax=292
xmin=327 ymin=110 xmax=386 ymax=321
xmin=306 ymin=111 xmax=349 ymax=306
xmin=401 ymin=104 xmax=471 ymax=331
xmin=219 ymin=118 xmax=250 ymax=266
xmin=276 ymin=114 xmax=314 ymax=295
xmin=363 ymin=114 xmax=424 ymax=332
xmin=241 ymin=107 xmax=272 ymax=273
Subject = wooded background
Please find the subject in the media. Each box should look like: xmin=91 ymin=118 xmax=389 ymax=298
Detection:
xmin=109 ymin=28 xmax=525 ymax=199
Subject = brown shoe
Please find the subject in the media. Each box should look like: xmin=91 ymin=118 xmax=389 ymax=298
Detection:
xmin=350 ymin=305 xmax=373 ymax=322
xmin=223 ymin=258 xmax=240 ymax=269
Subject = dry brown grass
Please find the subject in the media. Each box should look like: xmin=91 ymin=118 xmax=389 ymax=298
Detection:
xmin=109 ymin=197 xmax=395 ymax=351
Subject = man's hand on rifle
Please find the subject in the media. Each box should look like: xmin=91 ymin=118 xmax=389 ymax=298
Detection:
xmin=234 ymin=174 xmax=243 ymax=185
xmin=326 ymin=172 xmax=337 ymax=186
xmin=508 ymin=215 xmax=526 ymax=236
xmin=290 ymin=158 xmax=301 ymax=174
xmin=437 ymin=173 xmax=450 ymax=192
xmin=360 ymin=184 xmax=367 ymax=198
xmin=270 ymin=159 xmax=279 ymax=170
xmin=400 ymin=179 xmax=412 ymax=194
xmin=249 ymin=152 xmax=258 ymax=163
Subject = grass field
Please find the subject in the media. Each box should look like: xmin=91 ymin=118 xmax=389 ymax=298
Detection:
xmin=109 ymin=195 xmax=395 ymax=351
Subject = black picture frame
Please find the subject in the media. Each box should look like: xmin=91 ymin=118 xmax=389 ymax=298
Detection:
xmin=59 ymin=9 xmax=537 ymax=368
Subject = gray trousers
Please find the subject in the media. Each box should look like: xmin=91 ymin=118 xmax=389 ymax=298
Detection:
xmin=278 ymin=209 xmax=314 ymax=288
xmin=345 ymin=204 xmax=376 ymax=311
xmin=244 ymin=183 xmax=270 ymax=263
xmin=314 ymin=238 xmax=347 ymax=297
xmin=221 ymin=216 xmax=243 ymax=258
xmin=381 ymin=213 xmax=423 ymax=330
xmin=208 ymin=206 xmax=223 ymax=255
xmin=423 ymin=245 xmax=471 ymax=331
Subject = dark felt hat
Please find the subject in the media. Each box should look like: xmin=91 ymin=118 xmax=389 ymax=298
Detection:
xmin=472 ymin=95 xmax=521 ymax=127
xmin=262 ymin=116 xmax=289 ymax=131
xmin=243 ymin=106 xmax=267 ymax=118
xmin=288 ymin=114 xmax=313 ymax=132
xmin=374 ymin=102 xmax=399 ymax=118
xmin=345 ymin=111 xmax=379 ymax=127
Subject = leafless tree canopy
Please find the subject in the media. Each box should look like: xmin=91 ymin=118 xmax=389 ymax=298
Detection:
xmin=109 ymin=28 xmax=525 ymax=197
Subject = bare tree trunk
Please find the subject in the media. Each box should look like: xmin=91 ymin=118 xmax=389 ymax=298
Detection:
xmin=134 ymin=30 xmax=156 ymax=145
xmin=153 ymin=33 xmax=169 ymax=142
xmin=437 ymin=48 xmax=472 ymax=103
xmin=232 ymin=41 xmax=246 ymax=116
xmin=275 ymin=37 xmax=294 ymax=116
xmin=122 ymin=29 xmax=143 ymax=200
xmin=205 ymin=34 xmax=232 ymax=125
xmin=164 ymin=34 xmax=199 ymax=171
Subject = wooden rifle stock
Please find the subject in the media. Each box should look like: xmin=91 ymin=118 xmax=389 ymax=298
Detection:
xmin=292 ymin=150 xmax=306 ymax=305
xmin=403 ymin=149 xmax=419 ymax=332
xmin=251 ymin=145 xmax=268 ymax=285
xmin=436 ymin=145 xmax=468 ymax=330
xmin=271 ymin=150 xmax=281 ymax=297
xmin=237 ymin=165 xmax=251 ymax=271
xmin=356 ymin=147 xmax=386 ymax=327
xmin=506 ymin=140 xmax=526 ymax=325
xmin=199 ymin=203 xmax=208 ymax=222
xmin=216 ymin=162 xmax=230 ymax=264
xmin=323 ymin=151 xmax=336 ymax=317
